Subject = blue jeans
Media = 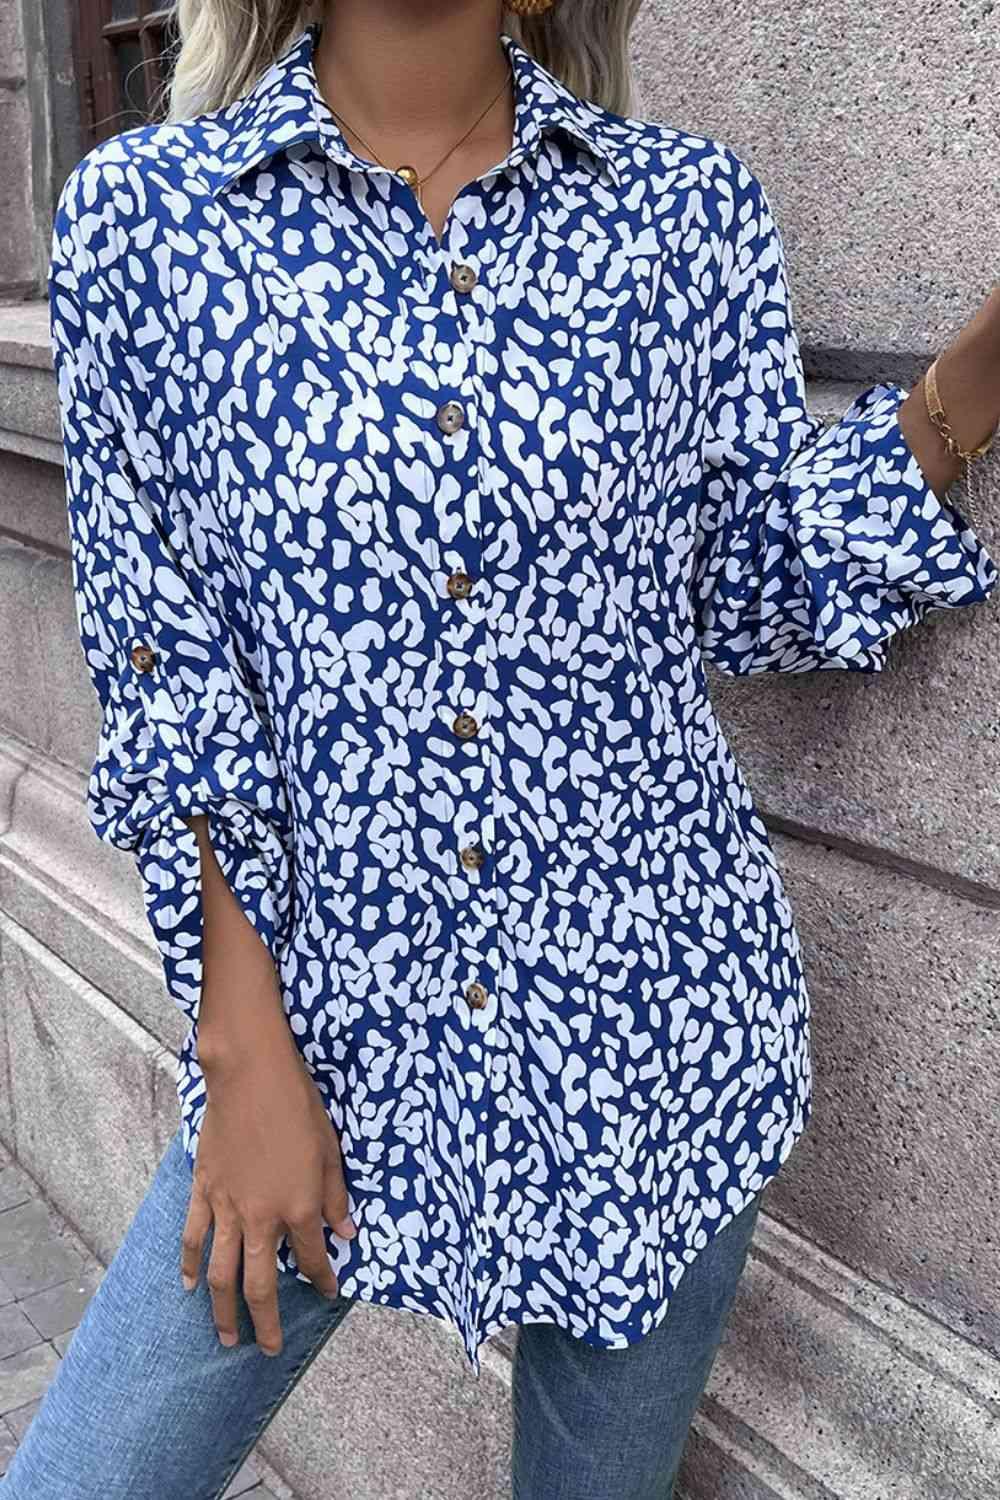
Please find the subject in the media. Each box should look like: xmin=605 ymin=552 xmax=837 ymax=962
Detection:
xmin=0 ymin=1126 xmax=762 ymax=1500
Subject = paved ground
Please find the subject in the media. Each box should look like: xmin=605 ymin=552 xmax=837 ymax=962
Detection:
xmin=0 ymin=1136 xmax=288 ymax=1497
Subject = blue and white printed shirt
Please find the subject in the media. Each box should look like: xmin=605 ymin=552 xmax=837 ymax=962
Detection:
xmin=48 ymin=20 xmax=997 ymax=1374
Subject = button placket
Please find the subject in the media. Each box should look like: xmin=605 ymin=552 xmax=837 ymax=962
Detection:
xmin=424 ymin=221 xmax=501 ymax=1327
xmin=465 ymin=275 xmax=508 ymax=1295
xmin=435 ymin=314 xmax=492 ymax=1012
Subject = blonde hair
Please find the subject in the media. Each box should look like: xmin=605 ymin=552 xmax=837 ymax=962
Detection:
xmin=162 ymin=1 xmax=645 ymax=124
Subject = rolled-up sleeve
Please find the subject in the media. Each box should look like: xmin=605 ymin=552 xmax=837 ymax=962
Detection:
xmin=692 ymin=146 xmax=999 ymax=677
xmin=48 ymin=165 xmax=294 ymax=1026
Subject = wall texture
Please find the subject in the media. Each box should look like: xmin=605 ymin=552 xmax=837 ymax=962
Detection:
xmin=1 ymin=2 xmax=998 ymax=1497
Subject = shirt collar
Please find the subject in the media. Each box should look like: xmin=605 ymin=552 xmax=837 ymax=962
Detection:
xmin=201 ymin=21 xmax=624 ymax=198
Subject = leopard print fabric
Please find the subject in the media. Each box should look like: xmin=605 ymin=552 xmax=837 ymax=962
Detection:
xmin=48 ymin=20 xmax=998 ymax=1374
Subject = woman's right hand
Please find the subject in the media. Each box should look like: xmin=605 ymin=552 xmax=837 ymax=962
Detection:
xmin=180 ymin=1028 xmax=356 ymax=1355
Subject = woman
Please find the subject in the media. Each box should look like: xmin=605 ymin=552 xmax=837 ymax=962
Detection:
xmin=9 ymin=0 xmax=998 ymax=1495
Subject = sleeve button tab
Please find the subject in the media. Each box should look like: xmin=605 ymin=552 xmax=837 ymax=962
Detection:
xmin=130 ymin=643 xmax=156 ymax=673
xmin=446 ymin=571 xmax=474 ymax=599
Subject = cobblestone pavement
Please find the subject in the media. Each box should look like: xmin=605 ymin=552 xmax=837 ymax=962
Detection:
xmin=0 ymin=1137 xmax=289 ymax=1498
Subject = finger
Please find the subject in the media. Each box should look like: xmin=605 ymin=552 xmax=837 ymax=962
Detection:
xmin=322 ymin=1144 xmax=357 ymax=1240
xmin=179 ymin=1181 xmax=213 ymax=1291
xmin=242 ymin=1221 xmax=283 ymax=1356
xmin=287 ymin=1217 xmax=340 ymax=1300
xmin=205 ymin=1209 xmax=243 ymax=1348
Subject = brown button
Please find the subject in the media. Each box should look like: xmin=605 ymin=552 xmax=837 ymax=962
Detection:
xmin=465 ymin=982 xmax=488 ymax=1010
xmin=460 ymin=844 xmax=485 ymax=871
xmin=452 ymin=712 xmax=479 ymax=739
xmin=435 ymin=400 xmax=465 ymax=435
xmin=130 ymin=643 xmax=156 ymax=673
xmin=450 ymin=262 xmax=477 ymax=294
xmin=446 ymin=570 xmax=474 ymax=600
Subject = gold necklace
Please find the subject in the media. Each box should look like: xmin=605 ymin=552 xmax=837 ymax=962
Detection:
xmin=325 ymin=60 xmax=514 ymax=209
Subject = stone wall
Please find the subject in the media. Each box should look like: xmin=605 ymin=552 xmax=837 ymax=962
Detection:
xmin=1 ymin=1 xmax=998 ymax=1496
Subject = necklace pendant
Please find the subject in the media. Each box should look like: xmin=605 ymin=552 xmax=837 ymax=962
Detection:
xmin=397 ymin=164 xmax=420 ymax=190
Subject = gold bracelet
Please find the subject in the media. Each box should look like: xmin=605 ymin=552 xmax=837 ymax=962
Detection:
xmin=922 ymin=355 xmax=997 ymax=532
xmin=923 ymin=355 xmax=997 ymax=462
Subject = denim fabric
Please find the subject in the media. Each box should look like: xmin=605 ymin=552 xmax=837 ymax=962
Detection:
xmin=509 ymin=1192 xmax=763 ymax=1500
xmin=0 ymin=1126 xmax=762 ymax=1500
